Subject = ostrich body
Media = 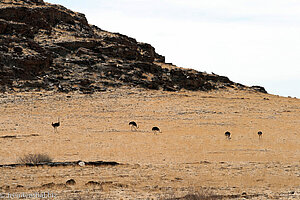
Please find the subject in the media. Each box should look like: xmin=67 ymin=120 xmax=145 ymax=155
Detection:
xmin=52 ymin=118 xmax=60 ymax=132
xmin=152 ymin=126 xmax=161 ymax=134
xmin=225 ymin=131 xmax=231 ymax=139
xmin=129 ymin=121 xmax=138 ymax=131
xmin=258 ymin=131 xmax=263 ymax=138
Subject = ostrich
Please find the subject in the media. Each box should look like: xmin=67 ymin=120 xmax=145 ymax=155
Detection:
xmin=225 ymin=131 xmax=231 ymax=139
xmin=257 ymin=131 xmax=263 ymax=138
xmin=129 ymin=121 xmax=138 ymax=131
xmin=52 ymin=118 xmax=60 ymax=133
xmin=152 ymin=126 xmax=161 ymax=135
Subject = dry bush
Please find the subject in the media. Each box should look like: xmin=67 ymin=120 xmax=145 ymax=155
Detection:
xmin=17 ymin=153 xmax=53 ymax=164
xmin=165 ymin=190 xmax=224 ymax=200
xmin=166 ymin=194 xmax=219 ymax=200
xmin=165 ymin=192 xmax=242 ymax=200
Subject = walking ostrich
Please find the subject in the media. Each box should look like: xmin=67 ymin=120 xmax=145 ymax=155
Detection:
xmin=257 ymin=131 xmax=263 ymax=138
xmin=152 ymin=126 xmax=161 ymax=135
xmin=225 ymin=131 xmax=231 ymax=139
xmin=52 ymin=118 xmax=60 ymax=133
xmin=129 ymin=121 xmax=138 ymax=131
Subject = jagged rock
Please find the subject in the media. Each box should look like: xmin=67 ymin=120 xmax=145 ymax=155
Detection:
xmin=251 ymin=86 xmax=267 ymax=93
xmin=138 ymin=42 xmax=156 ymax=62
xmin=0 ymin=19 xmax=34 ymax=38
xmin=163 ymin=85 xmax=178 ymax=92
xmin=13 ymin=46 xmax=23 ymax=54
xmin=0 ymin=45 xmax=8 ymax=52
xmin=0 ymin=0 xmax=267 ymax=94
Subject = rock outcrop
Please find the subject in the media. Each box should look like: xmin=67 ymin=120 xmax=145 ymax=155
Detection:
xmin=0 ymin=0 xmax=267 ymax=94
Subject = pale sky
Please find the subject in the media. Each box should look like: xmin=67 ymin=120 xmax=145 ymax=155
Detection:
xmin=47 ymin=0 xmax=300 ymax=98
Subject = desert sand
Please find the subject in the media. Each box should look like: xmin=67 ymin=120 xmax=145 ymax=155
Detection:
xmin=0 ymin=87 xmax=299 ymax=199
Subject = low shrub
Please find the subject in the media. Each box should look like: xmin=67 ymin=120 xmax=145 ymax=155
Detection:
xmin=17 ymin=153 xmax=53 ymax=164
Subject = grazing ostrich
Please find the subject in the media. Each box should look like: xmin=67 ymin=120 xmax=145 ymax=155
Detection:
xmin=52 ymin=118 xmax=60 ymax=133
xmin=257 ymin=131 xmax=263 ymax=138
xmin=129 ymin=121 xmax=138 ymax=131
xmin=152 ymin=126 xmax=161 ymax=135
xmin=225 ymin=131 xmax=231 ymax=139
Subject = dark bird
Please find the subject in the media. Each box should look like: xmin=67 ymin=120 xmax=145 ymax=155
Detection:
xmin=152 ymin=126 xmax=161 ymax=134
xmin=52 ymin=118 xmax=60 ymax=133
xmin=257 ymin=131 xmax=263 ymax=138
xmin=129 ymin=121 xmax=138 ymax=131
xmin=225 ymin=131 xmax=231 ymax=139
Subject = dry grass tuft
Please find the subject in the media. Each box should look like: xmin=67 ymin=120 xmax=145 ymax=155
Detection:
xmin=17 ymin=153 xmax=53 ymax=164
xmin=165 ymin=191 xmax=249 ymax=200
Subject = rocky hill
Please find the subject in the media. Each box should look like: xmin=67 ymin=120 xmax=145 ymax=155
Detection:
xmin=0 ymin=0 xmax=267 ymax=94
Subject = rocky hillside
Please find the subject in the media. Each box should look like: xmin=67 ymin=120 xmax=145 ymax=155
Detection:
xmin=0 ymin=0 xmax=267 ymax=94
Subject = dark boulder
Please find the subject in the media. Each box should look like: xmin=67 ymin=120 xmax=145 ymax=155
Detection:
xmin=251 ymin=86 xmax=268 ymax=93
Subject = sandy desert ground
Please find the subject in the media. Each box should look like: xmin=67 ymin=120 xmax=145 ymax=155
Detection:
xmin=0 ymin=87 xmax=299 ymax=199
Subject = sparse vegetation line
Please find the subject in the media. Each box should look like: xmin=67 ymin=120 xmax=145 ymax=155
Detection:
xmin=0 ymin=160 xmax=120 ymax=168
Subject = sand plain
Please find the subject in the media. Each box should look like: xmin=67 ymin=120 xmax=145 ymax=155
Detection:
xmin=0 ymin=87 xmax=299 ymax=199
